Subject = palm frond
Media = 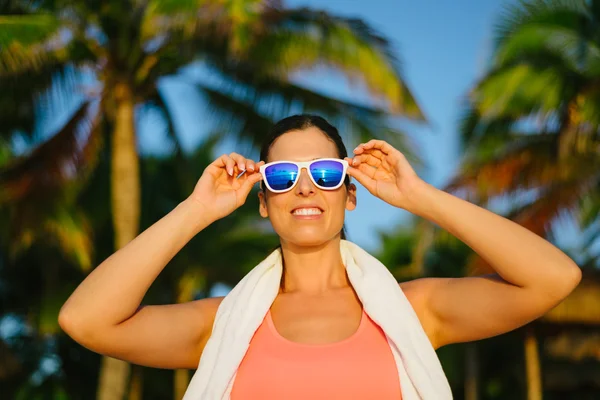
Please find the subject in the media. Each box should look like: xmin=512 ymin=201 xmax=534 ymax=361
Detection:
xmin=494 ymin=0 xmax=589 ymax=50
xmin=473 ymin=63 xmax=568 ymax=119
xmin=145 ymin=0 xmax=205 ymax=15
xmin=447 ymin=133 xmax=560 ymax=197
xmin=141 ymin=0 xmax=228 ymax=37
xmin=579 ymin=186 xmax=600 ymax=227
xmin=143 ymin=87 xmax=184 ymax=155
xmin=0 ymin=101 xmax=102 ymax=203
xmin=0 ymin=14 xmax=61 ymax=47
xmin=144 ymin=3 xmax=423 ymax=119
xmin=457 ymin=103 xmax=521 ymax=156
xmin=141 ymin=0 xmax=279 ymax=51
xmin=580 ymin=220 xmax=600 ymax=259
xmin=0 ymin=14 xmax=69 ymax=75
xmin=457 ymin=103 xmax=483 ymax=148
xmin=0 ymin=65 xmax=65 ymax=138
xmin=494 ymin=22 xmax=600 ymax=75
xmin=450 ymin=0 xmax=600 ymax=277
xmin=511 ymin=179 xmax=594 ymax=234
xmin=199 ymin=83 xmax=275 ymax=152
xmin=9 ymin=203 xmax=93 ymax=271
xmin=574 ymin=86 xmax=600 ymax=125
xmin=137 ymin=41 xmax=201 ymax=93
xmin=196 ymin=77 xmax=419 ymax=163
xmin=249 ymin=7 xmax=423 ymax=118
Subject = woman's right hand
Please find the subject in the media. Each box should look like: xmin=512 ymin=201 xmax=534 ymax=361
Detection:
xmin=188 ymin=153 xmax=265 ymax=220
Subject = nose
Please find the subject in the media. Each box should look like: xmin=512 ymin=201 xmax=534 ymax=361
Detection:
xmin=294 ymin=168 xmax=315 ymax=196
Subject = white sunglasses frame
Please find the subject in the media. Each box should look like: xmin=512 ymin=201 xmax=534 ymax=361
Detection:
xmin=259 ymin=158 xmax=349 ymax=193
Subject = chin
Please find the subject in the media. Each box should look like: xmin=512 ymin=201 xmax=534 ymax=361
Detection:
xmin=282 ymin=228 xmax=340 ymax=248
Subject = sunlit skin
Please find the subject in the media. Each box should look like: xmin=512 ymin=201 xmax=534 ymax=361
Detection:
xmin=58 ymin=125 xmax=581 ymax=370
xmin=257 ymin=127 xmax=357 ymax=294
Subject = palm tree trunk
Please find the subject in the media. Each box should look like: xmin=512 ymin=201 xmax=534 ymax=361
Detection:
xmin=174 ymin=272 xmax=201 ymax=399
xmin=465 ymin=343 xmax=479 ymax=400
xmin=128 ymin=365 xmax=143 ymax=400
xmin=97 ymin=81 xmax=140 ymax=400
xmin=524 ymin=326 xmax=542 ymax=400
xmin=174 ymin=369 xmax=190 ymax=400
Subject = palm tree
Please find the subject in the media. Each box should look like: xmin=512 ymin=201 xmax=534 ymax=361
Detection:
xmin=417 ymin=1 xmax=599 ymax=398
xmin=139 ymin=137 xmax=279 ymax=399
xmin=447 ymin=0 xmax=600 ymax=262
xmin=0 ymin=138 xmax=279 ymax=399
xmin=1 ymin=1 xmax=424 ymax=398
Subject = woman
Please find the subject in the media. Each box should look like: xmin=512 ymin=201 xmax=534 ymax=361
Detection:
xmin=59 ymin=115 xmax=581 ymax=398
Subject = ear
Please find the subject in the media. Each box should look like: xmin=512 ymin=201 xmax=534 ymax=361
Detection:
xmin=258 ymin=190 xmax=269 ymax=218
xmin=345 ymin=183 xmax=357 ymax=211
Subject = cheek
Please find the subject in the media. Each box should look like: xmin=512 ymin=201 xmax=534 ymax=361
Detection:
xmin=326 ymin=192 xmax=349 ymax=215
xmin=264 ymin=192 xmax=288 ymax=215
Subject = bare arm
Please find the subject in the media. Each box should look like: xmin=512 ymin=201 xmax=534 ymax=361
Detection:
xmin=59 ymin=153 xmax=263 ymax=369
xmin=405 ymin=182 xmax=581 ymax=349
xmin=59 ymin=198 xmax=219 ymax=368
xmin=347 ymin=139 xmax=581 ymax=350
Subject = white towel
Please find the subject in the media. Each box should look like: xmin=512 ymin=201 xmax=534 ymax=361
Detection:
xmin=183 ymin=240 xmax=452 ymax=399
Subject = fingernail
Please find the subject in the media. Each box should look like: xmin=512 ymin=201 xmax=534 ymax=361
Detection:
xmin=240 ymin=163 xmax=245 ymax=171
xmin=228 ymin=167 xmax=233 ymax=176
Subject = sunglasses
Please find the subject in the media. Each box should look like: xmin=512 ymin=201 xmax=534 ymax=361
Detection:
xmin=258 ymin=158 xmax=349 ymax=193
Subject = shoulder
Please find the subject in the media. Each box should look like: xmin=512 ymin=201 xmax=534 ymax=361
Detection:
xmin=192 ymin=296 xmax=225 ymax=315
xmin=399 ymin=277 xmax=446 ymax=306
xmin=190 ymin=296 xmax=226 ymax=351
xmin=191 ymin=296 xmax=226 ymax=332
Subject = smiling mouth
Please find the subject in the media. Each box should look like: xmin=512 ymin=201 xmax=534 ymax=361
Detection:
xmin=291 ymin=207 xmax=323 ymax=216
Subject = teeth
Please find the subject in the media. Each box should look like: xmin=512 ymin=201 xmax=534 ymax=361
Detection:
xmin=293 ymin=208 xmax=322 ymax=216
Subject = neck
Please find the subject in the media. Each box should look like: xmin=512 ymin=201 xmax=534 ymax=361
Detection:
xmin=279 ymin=237 xmax=350 ymax=294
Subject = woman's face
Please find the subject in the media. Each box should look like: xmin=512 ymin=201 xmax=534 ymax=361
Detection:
xmin=258 ymin=127 xmax=357 ymax=247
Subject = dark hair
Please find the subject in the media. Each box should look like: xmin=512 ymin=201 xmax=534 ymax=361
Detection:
xmin=260 ymin=114 xmax=350 ymax=240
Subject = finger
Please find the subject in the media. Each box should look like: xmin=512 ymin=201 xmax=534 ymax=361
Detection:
xmin=235 ymin=161 xmax=261 ymax=179
xmin=360 ymin=139 xmax=394 ymax=155
xmin=347 ymin=166 xmax=376 ymax=194
xmin=356 ymin=163 xmax=377 ymax=179
xmin=353 ymin=144 xmax=386 ymax=159
xmin=346 ymin=157 xmax=377 ymax=178
xmin=225 ymin=157 xmax=236 ymax=176
xmin=361 ymin=148 xmax=386 ymax=160
xmin=354 ymin=141 xmax=398 ymax=161
xmin=213 ymin=154 xmax=228 ymax=168
xmin=229 ymin=152 xmax=247 ymax=172
xmin=356 ymin=148 xmax=400 ymax=170
xmin=352 ymin=153 xmax=382 ymax=168
xmin=214 ymin=154 xmax=235 ymax=176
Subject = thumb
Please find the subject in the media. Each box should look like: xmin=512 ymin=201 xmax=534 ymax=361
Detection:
xmin=347 ymin=166 xmax=376 ymax=194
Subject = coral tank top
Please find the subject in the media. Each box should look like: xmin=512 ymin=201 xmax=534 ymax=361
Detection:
xmin=230 ymin=310 xmax=402 ymax=399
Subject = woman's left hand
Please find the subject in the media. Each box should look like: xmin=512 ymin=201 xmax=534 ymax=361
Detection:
xmin=345 ymin=139 xmax=425 ymax=211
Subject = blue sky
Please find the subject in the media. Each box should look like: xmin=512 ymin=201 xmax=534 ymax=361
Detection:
xmin=141 ymin=0 xmax=513 ymax=252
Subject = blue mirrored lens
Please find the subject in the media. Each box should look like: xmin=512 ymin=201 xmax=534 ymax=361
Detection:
xmin=310 ymin=160 xmax=344 ymax=188
xmin=264 ymin=163 xmax=299 ymax=191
